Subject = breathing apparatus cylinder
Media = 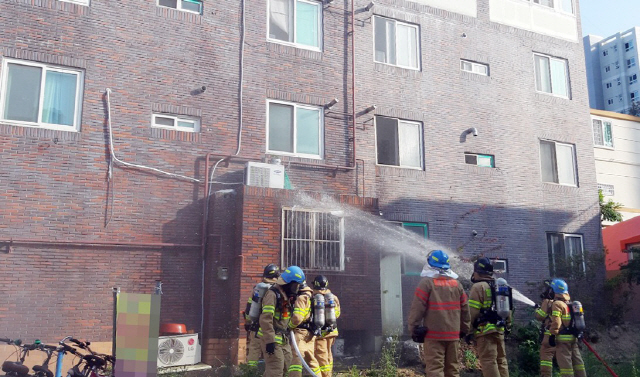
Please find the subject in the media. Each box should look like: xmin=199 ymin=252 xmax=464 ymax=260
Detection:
xmin=571 ymin=301 xmax=586 ymax=332
xmin=324 ymin=293 xmax=336 ymax=327
xmin=314 ymin=293 xmax=326 ymax=329
xmin=495 ymin=278 xmax=512 ymax=323
xmin=248 ymin=282 xmax=272 ymax=322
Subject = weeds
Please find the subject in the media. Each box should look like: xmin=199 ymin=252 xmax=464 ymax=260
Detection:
xmin=366 ymin=339 xmax=399 ymax=377
xmin=237 ymin=363 xmax=261 ymax=377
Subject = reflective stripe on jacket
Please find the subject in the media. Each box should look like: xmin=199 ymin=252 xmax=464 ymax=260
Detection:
xmin=469 ymin=279 xmax=511 ymax=337
xmin=549 ymin=294 xmax=575 ymax=342
xmin=259 ymin=285 xmax=291 ymax=345
xmin=289 ymin=286 xmax=314 ymax=331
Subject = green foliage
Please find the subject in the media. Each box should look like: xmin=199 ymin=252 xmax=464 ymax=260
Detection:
xmin=237 ymin=363 xmax=261 ymax=377
xmin=462 ymin=349 xmax=479 ymax=370
xmin=366 ymin=339 xmax=398 ymax=377
xmin=508 ymin=323 xmax=541 ymax=377
xmin=582 ymin=349 xmax=640 ymax=377
xmin=620 ymin=247 xmax=640 ymax=286
xmin=599 ymin=190 xmax=623 ymax=223
xmin=627 ymin=101 xmax=640 ymax=117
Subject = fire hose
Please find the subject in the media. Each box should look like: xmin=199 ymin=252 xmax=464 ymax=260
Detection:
xmin=582 ymin=338 xmax=619 ymax=377
xmin=289 ymin=330 xmax=319 ymax=377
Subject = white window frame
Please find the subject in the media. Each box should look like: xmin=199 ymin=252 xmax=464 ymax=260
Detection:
xmin=607 ymin=98 xmax=614 ymax=105
xmin=532 ymin=0 xmax=554 ymax=9
xmin=626 ymin=242 xmax=639 ymax=261
xmin=151 ymin=113 xmax=200 ymax=132
xmin=605 ymin=65 xmax=611 ymax=73
xmin=374 ymin=116 xmax=424 ymax=170
xmin=266 ymin=0 xmax=323 ymax=51
xmin=281 ymin=207 xmax=345 ymax=271
xmin=547 ymin=232 xmax=585 ymax=275
xmin=606 ymin=82 xmax=612 ymax=89
xmin=266 ymin=100 xmax=324 ymax=159
xmin=534 ymin=53 xmax=571 ymax=99
xmin=539 ymin=139 xmax=578 ymax=186
xmin=603 ymin=50 xmax=608 ymax=57
xmin=59 ymin=0 xmax=89 ymax=5
xmin=460 ymin=60 xmax=489 ymax=76
xmin=558 ymin=0 xmax=573 ymax=14
xmin=625 ymin=41 xmax=634 ymax=52
xmin=591 ymin=119 xmax=614 ymax=148
xmin=464 ymin=153 xmax=495 ymax=168
xmin=597 ymin=183 xmax=615 ymax=196
xmin=628 ymin=58 xmax=636 ymax=68
xmin=630 ymin=74 xmax=638 ymax=85
xmin=373 ymin=16 xmax=421 ymax=71
xmin=157 ymin=0 xmax=202 ymax=14
xmin=492 ymin=259 xmax=508 ymax=274
xmin=0 ymin=58 xmax=84 ymax=132
xmin=631 ymin=91 xmax=639 ymax=101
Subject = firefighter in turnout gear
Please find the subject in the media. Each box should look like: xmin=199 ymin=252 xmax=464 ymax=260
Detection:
xmin=408 ymin=250 xmax=471 ymax=377
xmin=288 ymin=280 xmax=321 ymax=377
xmin=468 ymin=257 xmax=510 ymax=377
xmin=535 ymin=280 xmax=556 ymax=377
xmin=259 ymin=266 xmax=305 ymax=377
xmin=313 ymin=275 xmax=341 ymax=377
xmin=547 ymin=279 xmax=587 ymax=377
xmin=244 ymin=264 xmax=280 ymax=367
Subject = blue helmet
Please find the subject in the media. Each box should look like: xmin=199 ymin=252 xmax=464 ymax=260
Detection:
xmin=427 ymin=250 xmax=451 ymax=270
xmin=550 ymin=279 xmax=569 ymax=294
xmin=281 ymin=266 xmax=305 ymax=284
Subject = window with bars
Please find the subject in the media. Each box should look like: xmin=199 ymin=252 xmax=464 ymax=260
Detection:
xmin=592 ymin=119 xmax=613 ymax=148
xmin=281 ymin=208 xmax=344 ymax=271
xmin=597 ymin=183 xmax=615 ymax=196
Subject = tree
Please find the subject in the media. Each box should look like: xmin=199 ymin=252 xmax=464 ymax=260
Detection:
xmin=599 ymin=189 xmax=623 ymax=223
xmin=627 ymin=101 xmax=640 ymax=117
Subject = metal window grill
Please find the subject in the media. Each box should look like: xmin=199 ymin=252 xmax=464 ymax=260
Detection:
xmin=598 ymin=183 xmax=615 ymax=196
xmin=281 ymin=208 xmax=344 ymax=271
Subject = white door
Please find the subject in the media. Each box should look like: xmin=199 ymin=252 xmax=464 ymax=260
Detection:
xmin=380 ymin=253 xmax=403 ymax=336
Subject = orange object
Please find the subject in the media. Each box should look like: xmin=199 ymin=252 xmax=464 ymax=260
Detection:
xmin=160 ymin=323 xmax=187 ymax=335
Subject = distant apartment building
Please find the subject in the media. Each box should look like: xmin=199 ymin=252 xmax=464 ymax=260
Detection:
xmin=590 ymin=110 xmax=640 ymax=224
xmin=0 ymin=0 xmax=599 ymax=366
xmin=585 ymin=27 xmax=640 ymax=113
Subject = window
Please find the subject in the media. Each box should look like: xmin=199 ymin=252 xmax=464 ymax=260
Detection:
xmin=597 ymin=183 xmax=615 ymax=196
xmin=603 ymin=50 xmax=608 ymax=57
xmin=464 ymin=153 xmax=495 ymax=168
xmin=0 ymin=59 xmax=83 ymax=131
xmin=559 ymin=0 xmax=573 ymax=13
xmin=281 ymin=208 xmax=344 ymax=271
xmin=540 ymin=140 xmax=577 ymax=185
xmin=630 ymin=74 xmax=638 ymax=85
xmin=375 ymin=116 xmax=423 ymax=169
xmin=400 ymin=223 xmax=428 ymax=276
xmin=606 ymin=82 xmax=612 ymax=89
xmin=374 ymin=16 xmax=420 ymax=70
xmin=605 ymin=66 xmax=611 ymax=73
xmin=547 ymin=233 xmax=585 ymax=275
xmin=461 ymin=60 xmax=489 ymax=76
xmin=533 ymin=0 xmax=553 ymax=8
xmin=267 ymin=101 xmax=323 ymax=158
xmin=625 ymin=41 xmax=634 ymax=52
xmin=617 ymin=78 xmax=622 ymax=85
xmin=626 ymin=243 xmax=639 ymax=261
xmin=592 ymin=119 xmax=614 ymax=148
xmin=152 ymin=114 xmax=200 ymax=132
xmin=615 ymin=61 xmax=620 ymax=69
xmin=628 ymin=58 xmax=636 ymax=68
xmin=268 ymin=0 xmax=322 ymax=49
xmin=607 ymin=99 xmax=614 ymax=105
xmin=492 ymin=259 xmax=508 ymax=274
xmin=631 ymin=91 xmax=638 ymax=101
xmin=534 ymin=54 xmax=570 ymax=98
xmin=158 ymin=0 xmax=202 ymax=13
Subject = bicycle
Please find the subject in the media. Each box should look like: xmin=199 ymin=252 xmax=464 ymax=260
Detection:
xmin=65 ymin=339 xmax=113 ymax=377
xmin=1 ymin=338 xmax=40 ymax=377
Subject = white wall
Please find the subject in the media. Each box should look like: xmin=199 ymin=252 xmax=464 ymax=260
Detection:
xmin=489 ymin=0 xmax=578 ymax=42
xmin=411 ymin=0 xmax=477 ymax=17
xmin=592 ymin=111 xmax=640 ymax=223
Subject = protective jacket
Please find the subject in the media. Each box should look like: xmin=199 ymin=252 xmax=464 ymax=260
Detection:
xmin=469 ymin=276 xmax=511 ymax=337
xmin=245 ymin=277 xmax=278 ymax=329
xmin=549 ymin=293 xmax=575 ymax=343
xmin=535 ymin=298 xmax=553 ymax=337
xmin=259 ymin=285 xmax=292 ymax=345
xmin=408 ymin=273 xmax=471 ymax=341
xmin=289 ymin=285 xmax=314 ymax=331
xmin=314 ymin=289 xmax=341 ymax=339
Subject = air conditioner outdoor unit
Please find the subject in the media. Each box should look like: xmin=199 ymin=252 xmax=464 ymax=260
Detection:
xmin=157 ymin=334 xmax=201 ymax=368
xmin=245 ymin=162 xmax=285 ymax=189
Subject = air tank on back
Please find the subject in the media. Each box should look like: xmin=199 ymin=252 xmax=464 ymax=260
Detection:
xmin=324 ymin=292 xmax=336 ymax=327
xmin=248 ymin=282 xmax=272 ymax=322
xmin=314 ymin=293 xmax=326 ymax=329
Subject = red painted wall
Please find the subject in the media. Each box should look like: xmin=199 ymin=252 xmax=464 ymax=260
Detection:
xmin=603 ymin=217 xmax=640 ymax=271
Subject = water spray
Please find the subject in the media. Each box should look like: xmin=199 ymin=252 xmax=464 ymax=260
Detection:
xmin=289 ymin=331 xmax=319 ymax=377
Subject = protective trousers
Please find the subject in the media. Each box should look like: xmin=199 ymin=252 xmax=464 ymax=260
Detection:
xmin=555 ymin=341 xmax=586 ymax=377
xmin=246 ymin=331 xmax=261 ymax=367
xmin=262 ymin=340 xmax=292 ymax=377
xmin=423 ymin=339 xmax=460 ymax=377
xmin=289 ymin=331 xmax=320 ymax=377
xmin=315 ymin=337 xmax=336 ymax=377
xmin=539 ymin=334 xmax=555 ymax=377
xmin=476 ymin=332 xmax=509 ymax=377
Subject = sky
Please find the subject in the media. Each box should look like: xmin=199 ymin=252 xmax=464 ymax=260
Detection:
xmin=580 ymin=0 xmax=640 ymax=37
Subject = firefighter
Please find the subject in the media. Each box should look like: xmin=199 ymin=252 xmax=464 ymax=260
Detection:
xmin=535 ymin=280 xmax=555 ymax=377
xmin=408 ymin=250 xmax=471 ymax=377
xmin=288 ymin=280 xmax=321 ymax=377
xmin=244 ymin=264 xmax=280 ymax=368
xmin=259 ymin=266 xmax=305 ymax=377
xmin=547 ymin=279 xmax=586 ymax=377
xmin=468 ymin=257 xmax=510 ymax=377
xmin=313 ymin=275 xmax=341 ymax=377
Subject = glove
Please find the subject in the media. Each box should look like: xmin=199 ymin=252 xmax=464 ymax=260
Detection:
xmin=459 ymin=332 xmax=466 ymax=339
xmin=412 ymin=327 xmax=428 ymax=343
xmin=265 ymin=342 xmax=276 ymax=355
xmin=464 ymin=334 xmax=474 ymax=345
xmin=534 ymin=304 xmax=541 ymax=310
xmin=548 ymin=335 xmax=556 ymax=347
xmin=244 ymin=323 xmax=251 ymax=332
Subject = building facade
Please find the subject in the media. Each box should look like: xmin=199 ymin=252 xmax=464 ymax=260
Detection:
xmin=0 ymin=0 xmax=600 ymax=366
xmin=584 ymin=27 xmax=640 ymax=113
xmin=590 ymin=110 xmax=640 ymax=224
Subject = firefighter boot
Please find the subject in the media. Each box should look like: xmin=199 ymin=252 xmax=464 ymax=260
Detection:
xmin=476 ymin=332 xmax=509 ymax=377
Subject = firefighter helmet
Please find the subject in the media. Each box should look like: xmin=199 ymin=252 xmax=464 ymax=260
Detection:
xmin=281 ymin=266 xmax=305 ymax=284
xmin=474 ymin=257 xmax=494 ymax=276
xmin=313 ymin=275 xmax=329 ymax=290
xmin=427 ymin=250 xmax=451 ymax=270
xmin=550 ymin=279 xmax=569 ymax=294
xmin=263 ymin=264 xmax=280 ymax=279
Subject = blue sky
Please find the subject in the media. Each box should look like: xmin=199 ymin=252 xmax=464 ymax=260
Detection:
xmin=580 ymin=0 xmax=639 ymax=37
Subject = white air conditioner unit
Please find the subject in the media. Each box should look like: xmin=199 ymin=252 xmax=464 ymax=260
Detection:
xmin=245 ymin=162 xmax=285 ymax=189
xmin=157 ymin=334 xmax=201 ymax=368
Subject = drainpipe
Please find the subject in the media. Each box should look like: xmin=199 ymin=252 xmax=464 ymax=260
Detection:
xmin=351 ymin=0 xmax=357 ymax=169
